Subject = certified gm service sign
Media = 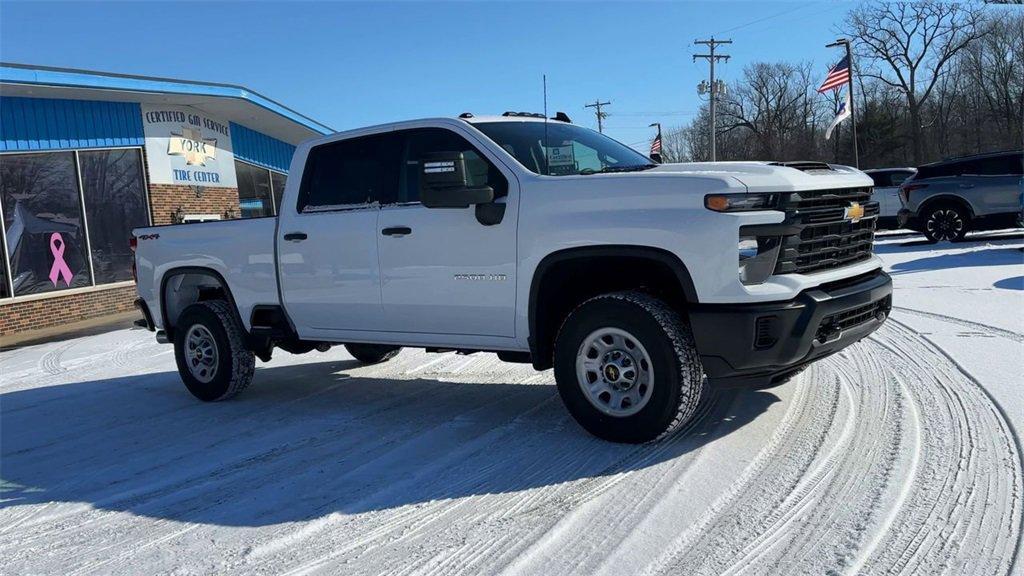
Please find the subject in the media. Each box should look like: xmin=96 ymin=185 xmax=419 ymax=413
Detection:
xmin=142 ymin=104 xmax=238 ymax=188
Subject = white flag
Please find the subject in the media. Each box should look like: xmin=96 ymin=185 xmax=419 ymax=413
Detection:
xmin=825 ymin=91 xmax=851 ymax=140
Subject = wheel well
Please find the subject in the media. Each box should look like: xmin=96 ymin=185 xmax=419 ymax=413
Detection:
xmin=528 ymin=247 xmax=697 ymax=370
xmin=919 ymin=195 xmax=975 ymax=220
xmin=160 ymin=268 xmax=234 ymax=338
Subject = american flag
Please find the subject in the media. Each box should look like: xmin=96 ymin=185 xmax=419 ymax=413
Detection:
xmin=818 ymin=55 xmax=850 ymax=93
xmin=650 ymin=133 xmax=662 ymax=156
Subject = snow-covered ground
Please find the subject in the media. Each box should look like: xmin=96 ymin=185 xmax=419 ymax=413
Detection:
xmin=1 ymin=231 xmax=1021 ymax=576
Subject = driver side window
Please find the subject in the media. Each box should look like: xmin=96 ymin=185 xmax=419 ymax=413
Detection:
xmin=397 ymin=128 xmax=507 ymax=204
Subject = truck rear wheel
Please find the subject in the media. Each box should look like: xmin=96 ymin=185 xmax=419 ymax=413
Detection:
xmin=345 ymin=343 xmax=402 ymax=365
xmin=553 ymin=291 xmax=704 ymax=443
xmin=173 ymin=300 xmax=255 ymax=402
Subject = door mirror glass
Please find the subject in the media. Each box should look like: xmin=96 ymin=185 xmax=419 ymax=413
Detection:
xmin=419 ymin=151 xmax=495 ymax=208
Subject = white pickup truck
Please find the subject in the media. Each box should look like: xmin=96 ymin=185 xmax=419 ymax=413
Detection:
xmin=133 ymin=113 xmax=892 ymax=443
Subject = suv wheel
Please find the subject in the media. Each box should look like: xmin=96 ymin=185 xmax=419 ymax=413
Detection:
xmin=923 ymin=204 xmax=969 ymax=243
xmin=553 ymin=291 xmax=704 ymax=443
xmin=173 ymin=300 xmax=256 ymax=401
xmin=345 ymin=343 xmax=402 ymax=364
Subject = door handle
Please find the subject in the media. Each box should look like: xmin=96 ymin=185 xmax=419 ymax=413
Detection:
xmin=381 ymin=226 xmax=412 ymax=236
xmin=283 ymin=232 xmax=308 ymax=242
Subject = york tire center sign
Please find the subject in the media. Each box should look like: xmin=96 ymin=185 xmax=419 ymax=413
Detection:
xmin=142 ymin=104 xmax=237 ymax=188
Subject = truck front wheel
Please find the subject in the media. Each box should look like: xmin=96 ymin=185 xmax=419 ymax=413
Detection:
xmin=173 ymin=300 xmax=255 ymax=401
xmin=554 ymin=291 xmax=704 ymax=443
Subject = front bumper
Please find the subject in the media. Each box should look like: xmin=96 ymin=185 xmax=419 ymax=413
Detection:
xmin=689 ymin=269 xmax=892 ymax=387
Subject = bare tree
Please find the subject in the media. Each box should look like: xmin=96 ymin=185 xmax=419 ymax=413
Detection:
xmin=718 ymin=62 xmax=823 ymax=160
xmin=845 ymin=1 xmax=986 ymax=163
xmin=660 ymin=125 xmax=693 ymax=163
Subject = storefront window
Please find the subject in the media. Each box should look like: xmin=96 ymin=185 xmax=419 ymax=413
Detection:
xmin=235 ymin=160 xmax=273 ymax=218
xmin=0 ymin=152 xmax=92 ymax=296
xmin=79 ymin=149 xmax=149 ymax=284
xmin=270 ymin=170 xmax=287 ymax=214
xmin=0 ymin=231 xmax=10 ymax=298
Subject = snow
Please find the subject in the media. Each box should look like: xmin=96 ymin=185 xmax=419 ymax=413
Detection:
xmin=1 ymin=230 xmax=1021 ymax=575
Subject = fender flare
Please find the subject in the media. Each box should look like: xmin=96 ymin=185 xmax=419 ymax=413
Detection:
xmin=917 ymin=194 xmax=976 ymax=219
xmin=158 ymin=266 xmax=242 ymax=339
xmin=527 ymin=245 xmax=699 ymax=365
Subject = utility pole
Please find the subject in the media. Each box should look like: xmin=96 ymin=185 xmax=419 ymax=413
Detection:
xmin=826 ymin=38 xmax=859 ymax=168
xmin=585 ymin=100 xmax=611 ymax=133
xmin=694 ymin=37 xmax=731 ymax=162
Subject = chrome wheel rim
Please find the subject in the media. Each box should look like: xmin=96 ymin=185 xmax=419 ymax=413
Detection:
xmin=185 ymin=324 xmax=219 ymax=384
xmin=575 ymin=327 xmax=654 ymax=417
xmin=926 ymin=209 xmax=963 ymax=241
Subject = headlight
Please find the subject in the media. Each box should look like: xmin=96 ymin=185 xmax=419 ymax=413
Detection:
xmin=738 ymin=235 xmax=781 ymax=285
xmin=705 ymin=193 xmax=779 ymax=212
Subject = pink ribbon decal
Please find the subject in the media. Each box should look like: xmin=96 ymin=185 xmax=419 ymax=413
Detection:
xmin=48 ymin=232 xmax=74 ymax=287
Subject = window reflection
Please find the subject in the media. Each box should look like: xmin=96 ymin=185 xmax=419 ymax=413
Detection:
xmin=80 ymin=149 xmax=149 ymax=283
xmin=0 ymin=152 xmax=92 ymax=296
xmin=270 ymin=170 xmax=287 ymax=214
xmin=235 ymin=160 xmax=274 ymax=218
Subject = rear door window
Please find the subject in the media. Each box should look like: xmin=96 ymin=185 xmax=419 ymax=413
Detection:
xmin=297 ymin=132 xmax=400 ymax=212
xmin=968 ymin=155 xmax=1023 ymax=176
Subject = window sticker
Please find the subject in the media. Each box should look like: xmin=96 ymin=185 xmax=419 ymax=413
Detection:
xmin=48 ymin=232 xmax=74 ymax=287
xmin=545 ymin=145 xmax=576 ymax=176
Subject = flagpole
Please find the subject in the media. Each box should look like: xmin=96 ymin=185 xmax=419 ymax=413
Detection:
xmin=649 ymin=122 xmax=662 ymax=163
xmin=828 ymin=38 xmax=859 ymax=168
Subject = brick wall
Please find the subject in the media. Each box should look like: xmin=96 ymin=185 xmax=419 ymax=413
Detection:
xmin=148 ymin=184 xmax=241 ymax=225
xmin=0 ymin=284 xmax=137 ymax=337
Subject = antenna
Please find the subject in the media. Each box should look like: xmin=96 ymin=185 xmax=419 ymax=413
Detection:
xmin=543 ymin=74 xmax=549 ymax=175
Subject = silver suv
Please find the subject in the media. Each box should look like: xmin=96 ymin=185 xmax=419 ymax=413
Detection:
xmin=898 ymin=151 xmax=1023 ymax=242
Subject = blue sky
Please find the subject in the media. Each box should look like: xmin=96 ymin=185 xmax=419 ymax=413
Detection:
xmin=0 ymin=1 xmax=855 ymax=149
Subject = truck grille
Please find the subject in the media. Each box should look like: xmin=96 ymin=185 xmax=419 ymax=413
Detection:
xmin=774 ymin=187 xmax=878 ymax=275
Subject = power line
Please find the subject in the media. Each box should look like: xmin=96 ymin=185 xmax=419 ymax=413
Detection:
xmin=715 ymin=2 xmax=808 ymax=35
xmin=611 ymin=110 xmax=699 ymax=117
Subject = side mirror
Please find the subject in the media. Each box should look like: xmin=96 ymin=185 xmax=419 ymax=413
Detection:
xmin=419 ymin=151 xmax=495 ymax=209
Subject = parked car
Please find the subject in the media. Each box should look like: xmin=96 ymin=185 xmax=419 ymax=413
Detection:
xmin=864 ymin=167 xmax=916 ymax=229
xmin=898 ymin=150 xmax=1024 ymax=242
xmin=132 ymin=113 xmax=892 ymax=443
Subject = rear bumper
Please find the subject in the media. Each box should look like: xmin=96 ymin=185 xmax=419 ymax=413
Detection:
xmin=689 ymin=270 xmax=892 ymax=387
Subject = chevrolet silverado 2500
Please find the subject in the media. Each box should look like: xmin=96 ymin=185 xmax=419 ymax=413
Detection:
xmin=133 ymin=113 xmax=892 ymax=443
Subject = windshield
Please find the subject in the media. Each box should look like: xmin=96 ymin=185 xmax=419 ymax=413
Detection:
xmin=473 ymin=121 xmax=656 ymax=176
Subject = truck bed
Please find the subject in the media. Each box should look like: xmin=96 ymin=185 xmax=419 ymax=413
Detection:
xmin=134 ymin=218 xmax=279 ymax=331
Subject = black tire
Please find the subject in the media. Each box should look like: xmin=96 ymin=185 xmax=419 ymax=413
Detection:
xmin=345 ymin=343 xmax=402 ymax=365
xmin=922 ymin=203 xmax=969 ymax=243
xmin=553 ymin=291 xmax=704 ymax=443
xmin=173 ymin=300 xmax=255 ymax=402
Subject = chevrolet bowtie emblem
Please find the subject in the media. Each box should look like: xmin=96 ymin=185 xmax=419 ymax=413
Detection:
xmin=845 ymin=202 xmax=865 ymax=223
xmin=168 ymin=127 xmax=217 ymax=166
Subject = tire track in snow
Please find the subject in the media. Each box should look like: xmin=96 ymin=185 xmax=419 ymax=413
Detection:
xmin=892 ymin=305 xmax=1024 ymax=343
xmin=646 ymin=321 xmax=1021 ymax=576
xmin=2 ymin=323 xmax=1019 ymax=575
xmin=405 ymin=385 xmax=727 ymax=576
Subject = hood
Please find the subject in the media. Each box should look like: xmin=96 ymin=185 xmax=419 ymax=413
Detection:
xmin=647 ymin=161 xmax=872 ymax=193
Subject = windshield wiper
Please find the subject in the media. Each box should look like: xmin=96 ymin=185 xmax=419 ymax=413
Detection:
xmin=578 ymin=164 xmax=658 ymax=175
